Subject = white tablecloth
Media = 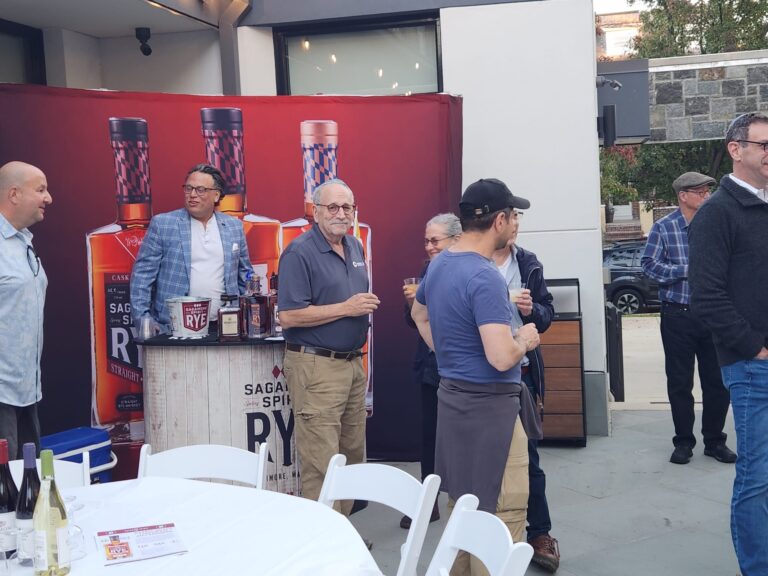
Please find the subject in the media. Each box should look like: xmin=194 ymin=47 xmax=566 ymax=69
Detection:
xmin=10 ymin=477 xmax=381 ymax=576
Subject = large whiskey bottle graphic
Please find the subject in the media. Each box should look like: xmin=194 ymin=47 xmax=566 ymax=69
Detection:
xmin=87 ymin=117 xmax=152 ymax=442
xmin=201 ymin=107 xmax=281 ymax=285
xmin=282 ymin=120 xmax=375 ymax=414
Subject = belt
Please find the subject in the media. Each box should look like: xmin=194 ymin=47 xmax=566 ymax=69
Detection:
xmin=286 ymin=343 xmax=364 ymax=361
xmin=662 ymin=301 xmax=690 ymax=311
xmin=521 ymin=365 xmax=530 ymax=375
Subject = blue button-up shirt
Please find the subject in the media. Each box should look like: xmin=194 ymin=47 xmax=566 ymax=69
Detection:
xmin=641 ymin=208 xmax=690 ymax=305
xmin=0 ymin=213 xmax=47 ymax=406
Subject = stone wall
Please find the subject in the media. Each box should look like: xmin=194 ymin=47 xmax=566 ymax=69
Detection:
xmin=649 ymin=50 xmax=768 ymax=142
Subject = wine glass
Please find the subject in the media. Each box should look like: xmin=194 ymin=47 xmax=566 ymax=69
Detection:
xmin=68 ymin=524 xmax=86 ymax=562
xmin=0 ymin=526 xmax=19 ymax=574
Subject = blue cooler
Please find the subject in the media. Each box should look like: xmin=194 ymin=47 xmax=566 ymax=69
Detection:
xmin=40 ymin=427 xmax=117 ymax=483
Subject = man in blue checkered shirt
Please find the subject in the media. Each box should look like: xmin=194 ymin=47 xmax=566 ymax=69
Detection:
xmin=641 ymin=171 xmax=735 ymax=465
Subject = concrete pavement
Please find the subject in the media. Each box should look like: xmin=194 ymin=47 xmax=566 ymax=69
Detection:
xmin=350 ymin=315 xmax=741 ymax=575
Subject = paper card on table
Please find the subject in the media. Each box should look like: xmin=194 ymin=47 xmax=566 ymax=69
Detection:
xmin=95 ymin=523 xmax=187 ymax=565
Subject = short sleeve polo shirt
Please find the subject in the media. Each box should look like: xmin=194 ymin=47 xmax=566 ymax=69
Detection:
xmin=278 ymin=224 xmax=370 ymax=351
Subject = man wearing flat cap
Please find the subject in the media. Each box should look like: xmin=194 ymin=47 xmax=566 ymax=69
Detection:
xmin=641 ymin=171 xmax=735 ymax=465
xmin=412 ymin=178 xmax=541 ymax=575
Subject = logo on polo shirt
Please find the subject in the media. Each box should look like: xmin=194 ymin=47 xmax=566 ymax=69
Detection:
xmin=352 ymin=260 xmax=365 ymax=268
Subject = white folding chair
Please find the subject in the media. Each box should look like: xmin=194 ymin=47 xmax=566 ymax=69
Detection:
xmin=9 ymin=451 xmax=91 ymax=489
xmin=137 ymin=443 xmax=268 ymax=489
xmin=425 ymin=494 xmax=533 ymax=576
xmin=317 ymin=453 xmax=441 ymax=576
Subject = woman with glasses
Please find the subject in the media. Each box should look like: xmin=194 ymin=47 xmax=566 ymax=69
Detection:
xmin=400 ymin=213 xmax=461 ymax=529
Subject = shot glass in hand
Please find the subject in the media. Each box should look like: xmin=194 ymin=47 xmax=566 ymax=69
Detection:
xmin=508 ymin=282 xmax=527 ymax=303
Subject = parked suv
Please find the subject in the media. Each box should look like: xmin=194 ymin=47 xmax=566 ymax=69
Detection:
xmin=603 ymin=240 xmax=660 ymax=314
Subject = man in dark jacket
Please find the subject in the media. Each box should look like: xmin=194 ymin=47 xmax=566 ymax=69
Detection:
xmin=492 ymin=216 xmax=557 ymax=573
xmin=689 ymin=112 xmax=768 ymax=576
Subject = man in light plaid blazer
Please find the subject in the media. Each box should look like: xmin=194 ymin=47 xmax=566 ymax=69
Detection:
xmin=130 ymin=164 xmax=252 ymax=332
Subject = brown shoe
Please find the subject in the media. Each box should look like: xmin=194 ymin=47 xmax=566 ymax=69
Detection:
xmin=528 ymin=534 xmax=560 ymax=573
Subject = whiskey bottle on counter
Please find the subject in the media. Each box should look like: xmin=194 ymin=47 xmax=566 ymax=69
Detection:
xmin=241 ymin=276 xmax=273 ymax=339
xmin=201 ymin=107 xmax=281 ymax=286
xmin=87 ymin=117 xmax=152 ymax=441
xmin=218 ymin=295 xmax=242 ymax=342
xmin=281 ymin=120 xmax=373 ymax=413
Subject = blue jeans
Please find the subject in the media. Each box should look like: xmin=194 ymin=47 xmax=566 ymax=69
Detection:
xmin=522 ymin=370 xmax=552 ymax=539
xmin=722 ymin=359 xmax=768 ymax=576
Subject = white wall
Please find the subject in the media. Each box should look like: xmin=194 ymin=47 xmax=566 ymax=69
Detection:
xmin=441 ymin=0 xmax=606 ymax=372
xmin=100 ymin=30 xmax=222 ymax=95
xmin=238 ymin=26 xmax=277 ymax=95
xmin=44 ymin=28 xmax=102 ymax=89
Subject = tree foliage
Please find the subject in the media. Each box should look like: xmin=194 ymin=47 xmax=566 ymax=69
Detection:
xmin=628 ymin=0 xmax=768 ymax=58
xmin=602 ymin=141 xmax=732 ymax=205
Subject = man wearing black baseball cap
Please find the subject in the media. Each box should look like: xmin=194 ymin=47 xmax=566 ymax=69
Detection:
xmin=412 ymin=178 xmax=540 ymax=575
xmin=641 ymin=170 xmax=734 ymax=466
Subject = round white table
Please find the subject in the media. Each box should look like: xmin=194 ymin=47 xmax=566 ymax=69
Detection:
xmin=8 ymin=476 xmax=381 ymax=575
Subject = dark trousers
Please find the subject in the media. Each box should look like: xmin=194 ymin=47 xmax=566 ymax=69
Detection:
xmin=660 ymin=302 xmax=730 ymax=449
xmin=0 ymin=401 xmax=41 ymax=459
xmin=522 ymin=370 xmax=552 ymax=539
xmin=420 ymin=382 xmax=438 ymax=480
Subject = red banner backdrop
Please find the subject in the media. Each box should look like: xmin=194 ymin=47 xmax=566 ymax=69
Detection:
xmin=0 ymin=84 xmax=462 ymax=460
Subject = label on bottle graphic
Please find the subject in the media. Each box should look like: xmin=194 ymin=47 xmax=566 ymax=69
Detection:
xmin=104 ymin=273 xmax=143 ymax=412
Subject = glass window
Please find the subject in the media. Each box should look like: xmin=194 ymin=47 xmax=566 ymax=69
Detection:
xmin=607 ymin=248 xmax=636 ymax=268
xmin=0 ymin=19 xmax=45 ymax=85
xmin=276 ymin=18 xmax=440 ymax=96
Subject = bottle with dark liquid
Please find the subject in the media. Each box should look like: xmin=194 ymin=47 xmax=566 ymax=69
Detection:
xmin=241 ymin=276 xmax=272 ymax=339
xmin=15 ymin=442 xmax=40 ymax=566
xmin=0 ymin=439 xmax=19 ymax=560
xmin=87 ymin=117 xmax=152 ymax=443
xmin=201 ymin=107 xmax=281 ymax=285
xmin=282 ymin=120 xmax=374 ymax=414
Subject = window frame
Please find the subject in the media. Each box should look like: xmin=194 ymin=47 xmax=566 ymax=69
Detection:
xmin=272 ymin=12 xmax=442 ymax=96
xmin=0 ymin=18 xmax=46 ymax=85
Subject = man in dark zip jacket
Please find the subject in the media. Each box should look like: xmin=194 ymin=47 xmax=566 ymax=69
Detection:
xmin=493 ymin=225 xmax=557 ymax=572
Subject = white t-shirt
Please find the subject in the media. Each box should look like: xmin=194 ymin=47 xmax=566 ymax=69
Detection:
xmin=189 ymin=215 xmax=225 ymax=320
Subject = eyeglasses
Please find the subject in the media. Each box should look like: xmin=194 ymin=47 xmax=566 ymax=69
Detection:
xmin=737 ymin=140 xmax=768 ymax=153
xmin=682 ymin=185 xmax=712 ymax=197
xmin=182 ymin=184 xmax=221 ymax=196
xmin=27 ymin=245 xmax=40 ymax=277
xmin=316 ymin=203 xmax=356 ymax=215
xmin=511 ymin=210 xmax=524 ymax=219
xmin=424 ymin=234 xmax=458 ymax=247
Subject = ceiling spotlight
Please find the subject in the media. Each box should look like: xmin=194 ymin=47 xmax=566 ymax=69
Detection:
xmin=136 ymin=27 xmax=152 ymax=56
xmin=596 ymin=75 xmax=622 ymax=91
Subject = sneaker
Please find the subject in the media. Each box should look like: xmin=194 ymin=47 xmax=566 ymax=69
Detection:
xmin=670 ymin=445 xmax=693 ymax=465
xmin=528 ymin=534 xmax=560 ymax=573
xmin=399 ymin=502 xmax=440 ymax=530
xmin=704 ymin=444 xmax=737 ymax=463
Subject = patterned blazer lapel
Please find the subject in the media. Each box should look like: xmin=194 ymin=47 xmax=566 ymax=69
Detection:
xmin=216 ymin=212 xmax=235 ymax=289
xmin=178 ymin=210 xmax=192 ymax=279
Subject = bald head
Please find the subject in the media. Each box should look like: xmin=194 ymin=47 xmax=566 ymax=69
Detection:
xmin=0 ymin=161 xmax=52 ymax=230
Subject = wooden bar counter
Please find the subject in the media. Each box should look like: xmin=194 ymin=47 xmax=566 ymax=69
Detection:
xmin=139 ymin=335 xmax=298 ymax=493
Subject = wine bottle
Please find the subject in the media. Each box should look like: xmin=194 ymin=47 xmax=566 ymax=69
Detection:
xmin=33 ymin=450 xmax=70 ymax=576
xmin=0 ymin=438 xmax=19 ymax=560
xmin=16 ymin=442 xmax=41 ymax=566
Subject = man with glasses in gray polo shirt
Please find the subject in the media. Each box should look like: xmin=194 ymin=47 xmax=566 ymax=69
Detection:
xmin=278 ymin=179 xmax=379 ymax=513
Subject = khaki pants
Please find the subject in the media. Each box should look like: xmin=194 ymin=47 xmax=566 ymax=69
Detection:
xmin=283 ymin=349 xmax=367 ymax=515
xmin=449 ymin=417 xmax=529 ymax=576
